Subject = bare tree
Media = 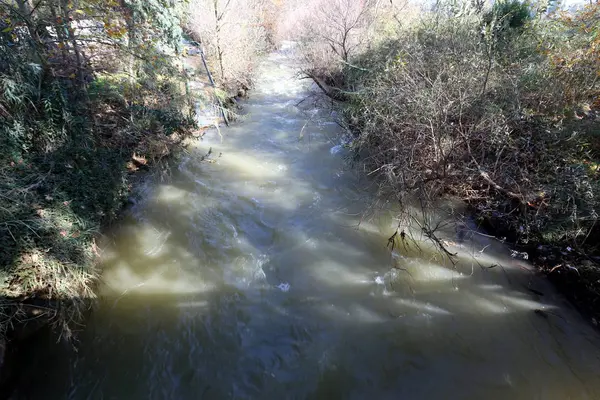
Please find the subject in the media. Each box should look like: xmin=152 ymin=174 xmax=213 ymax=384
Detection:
xmin=187 ymin=0 xmax=270 ymax=90
xmin=276 ymin=0 xmax=386 ymax=96
xmin=315 ymin=0 xmax=381 ymax=62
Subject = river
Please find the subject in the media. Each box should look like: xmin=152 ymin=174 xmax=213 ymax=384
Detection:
xmin=17 ymin=45 xmax=600 ymax=399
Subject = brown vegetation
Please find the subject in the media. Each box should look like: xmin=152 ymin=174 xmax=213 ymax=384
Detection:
xmin=285 ymin=0 xmax=600 ymax=319
xmin=185 ymin=0 xmax=276 ymax=95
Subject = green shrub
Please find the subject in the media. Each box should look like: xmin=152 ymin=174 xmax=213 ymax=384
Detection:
xmin=0 ymin=0 xmax=195 ymax=339
xmin=483 ymin=0 xmax=532 ymax=38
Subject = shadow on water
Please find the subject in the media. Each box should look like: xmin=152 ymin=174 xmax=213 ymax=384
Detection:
xmin=13 ymin=49 xmax=600 ymax=399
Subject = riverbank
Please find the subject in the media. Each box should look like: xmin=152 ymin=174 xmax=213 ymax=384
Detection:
xmin=480 ymin=213 xmax=600 ymax=326
xmin=1 ymin=1 xmax=194 ymax=350
xmin=0 ymin=136 xmax=193 ymax=399
xmin=291 ymin=3 xmax=600 ymax=327
xmin=0 ymin=101 xmax=197 ymax=375
xmin=0 ymin=59 xmax=250 ymax=394
xmin=0 ymin=44 xmax=250 ymax=395
xmin=10 ymin=47 xmax=600 ymax=399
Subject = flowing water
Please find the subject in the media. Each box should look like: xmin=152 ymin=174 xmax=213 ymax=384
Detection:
xmin=19 ymin=46 xmax=600 ymax=399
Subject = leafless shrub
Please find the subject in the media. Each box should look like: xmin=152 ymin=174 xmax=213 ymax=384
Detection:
xmin=277 ymin=0 xmax=398 ymax=87
xmin=340 ymin=10 xmax=599 ymax=248
xmin=186 ymin=0 xmax=271 ymax=92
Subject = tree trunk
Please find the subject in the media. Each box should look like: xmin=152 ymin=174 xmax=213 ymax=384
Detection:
xmin=15 ymin=0 xmax=47 ymax=68
xmin=213 ymin=0 xmax=226 ymax=81
xmin=306 ymin=72 xmax=348 ymax=102
xmin=121 ymin=0 xmax=137 ymax=80
xmin=59 ymin=0 xmax=85 ymax=89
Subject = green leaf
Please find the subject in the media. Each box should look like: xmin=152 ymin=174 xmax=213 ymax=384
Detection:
xmin=2 ymin=27 xmax=13 ymax=33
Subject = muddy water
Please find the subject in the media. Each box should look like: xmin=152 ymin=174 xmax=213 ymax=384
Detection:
xmin=20 ymin=46 xmax=600 ymax=399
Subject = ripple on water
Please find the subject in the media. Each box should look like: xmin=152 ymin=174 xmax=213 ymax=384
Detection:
xmin=277 ymin=282 xmax=290 ymax=292
xmin=225 ymin=254 xmax=269 ymax=289
xmin=22 ymin=47 xmax=600 ymax=400
xmin=330 ymin=144 xmax=343 ymax=154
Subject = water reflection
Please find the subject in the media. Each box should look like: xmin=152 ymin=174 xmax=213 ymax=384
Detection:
xmin=16 ymin=47 xmax=600 ymax=400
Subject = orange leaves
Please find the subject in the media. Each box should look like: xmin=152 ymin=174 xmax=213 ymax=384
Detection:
xmin=544 ymin=3 xmax=600 ymax=108
xmin=106 ymin=27 xmax=127 ymax=39
xmin=103 ymin=21 xmax=128 ymax=39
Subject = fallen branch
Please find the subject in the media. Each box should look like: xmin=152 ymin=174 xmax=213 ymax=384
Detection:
xmin=479 ymin=170 xmax=524 ymax=203
xmin=304 ymin=72 xmax=348 ymax=102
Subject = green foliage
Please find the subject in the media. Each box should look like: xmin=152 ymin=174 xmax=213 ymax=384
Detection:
xmin=131 ymin=0 xmax=186 ymax=51
xmin=483 ymin=0 xmax=532 ymax=33
xmin=482 ymin=0 xmax=533 ymax=58
xmin=130 ymin=104 xmax=196 ymax=135
xmin=0 ymin=0 xmax=196 ymax=334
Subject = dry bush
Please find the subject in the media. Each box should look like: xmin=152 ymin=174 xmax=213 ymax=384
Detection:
xmin=275 ymin=0 xmax=599 ymax=254
xmin=544 ymin=3 xmax=600 ymax=113
xmin=276 ymin=0 xmax=401 ymax=86
xmin=340 ymin=6 xmax=600 ymax=249
xmin=186 ymin=0 xmax=271 ymax=92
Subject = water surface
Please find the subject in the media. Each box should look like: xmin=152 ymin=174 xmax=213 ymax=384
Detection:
xmin=20 ymin=46 xmax=600 ymax=400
